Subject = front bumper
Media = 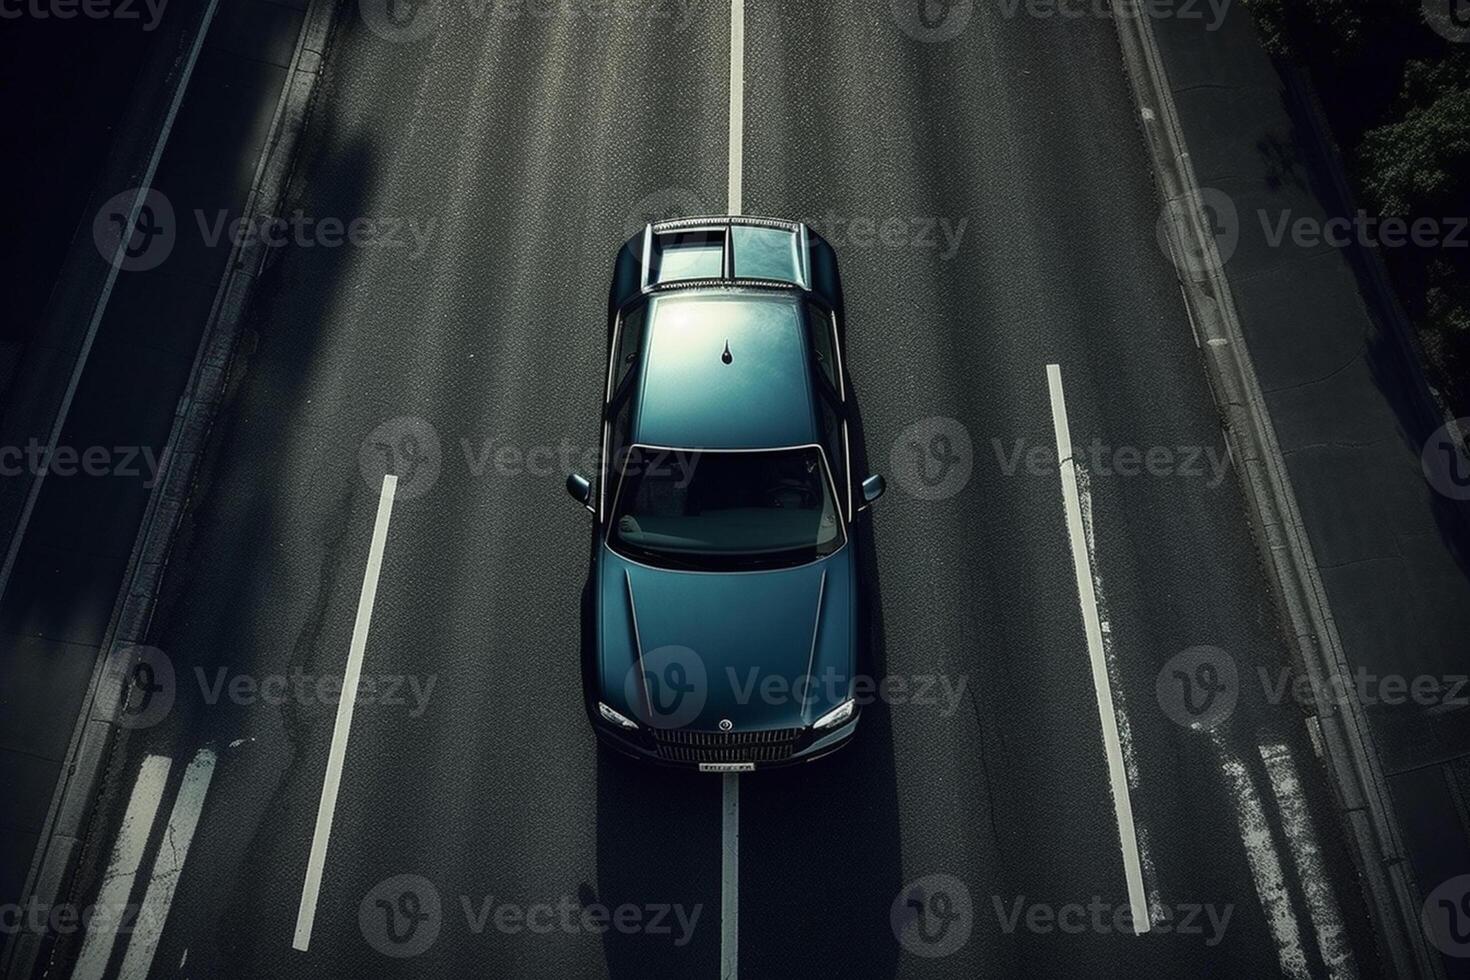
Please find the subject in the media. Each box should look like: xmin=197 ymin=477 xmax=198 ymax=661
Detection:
xmin=592 ymin=714 xmax=859 ymax=771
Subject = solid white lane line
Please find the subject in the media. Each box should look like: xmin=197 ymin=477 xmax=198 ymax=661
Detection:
xmin=118 ymin=747 xmax=218 ymax=980
xmin=727 ymin=0 xmax=744 ymax=215
xmin=1075 ymin=464 xmax=1161 ymax=925
xmin=1216 ymin=737 xmax=1309 ymax=977
xmin=292 ymin=474 xmax=398 ymax=951
xmin=1044 ymin=364 xmax=1150 ymax=935
xmin=73 ymin=754 xmax=174 ymax=980
xmin=0 ymin=0 xmax=221 ymax=606
xmin=721 ymin=773 xmax=739 ymax=980
xmin=1260 ymin=742 xmax=1356 ymax=978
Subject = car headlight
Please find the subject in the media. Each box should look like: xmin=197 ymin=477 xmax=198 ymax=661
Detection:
xmin=812 ymin=699 xmax=855 ymax=730
xmin=598 ymin=701 xmax=639 ymax=731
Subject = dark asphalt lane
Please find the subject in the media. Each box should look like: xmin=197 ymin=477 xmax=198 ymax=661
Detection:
xmin=739 ymin=2 xmax=1379 ymax=977
xmin=43 ymin=1 xmax=1387 ymax=978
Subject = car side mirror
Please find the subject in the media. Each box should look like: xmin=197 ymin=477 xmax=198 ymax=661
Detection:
xmin=859 ymin=474 xmax=886 ymax=511
xmin=566 ymin=473 xmax=594 ymax=512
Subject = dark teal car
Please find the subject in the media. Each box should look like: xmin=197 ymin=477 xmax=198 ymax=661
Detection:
xmin=566 ymin=216 xmax=885 ymax=771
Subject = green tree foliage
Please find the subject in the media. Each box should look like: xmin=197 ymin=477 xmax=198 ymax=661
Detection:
xmin=1358 ymin=69 xmax=1470 ymax=217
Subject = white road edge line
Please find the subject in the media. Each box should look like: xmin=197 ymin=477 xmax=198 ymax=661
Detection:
xmin=1044 ymin=364 xmax=1150 ymax=934
xmin=118 ymin=746 xmax=218 ymax=980
xmin=721 ymin=773 xmax=739 ymax=980
xmin=0 ymin=0 xmax=222 ymax=606
xmin=727 ymin=0 xmax=744 ymax=216
xmin=73 ymin=754 xmax=174 ymax=980
xmin=292 ymin=473 xmax=399 ymax=951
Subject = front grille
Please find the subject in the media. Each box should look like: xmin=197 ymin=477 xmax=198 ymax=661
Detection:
xmin=652 ymin=727 xmax=801 ymax=764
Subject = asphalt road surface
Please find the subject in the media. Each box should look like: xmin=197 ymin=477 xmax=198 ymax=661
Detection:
xmin=50 ymin=1 xmax=1386 ymax=977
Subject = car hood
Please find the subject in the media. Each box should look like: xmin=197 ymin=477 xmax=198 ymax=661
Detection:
xmin=598 ymin=544 xmax=855 ymax=732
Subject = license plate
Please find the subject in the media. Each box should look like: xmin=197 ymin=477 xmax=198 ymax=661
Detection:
xmin=699 ymin=762 xmax=755 ymax=773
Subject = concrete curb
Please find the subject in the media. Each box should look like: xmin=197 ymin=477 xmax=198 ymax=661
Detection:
xmin=0 ymin=0 xmax=340 ymax=976
xmin=1109 ymin=8 xmax=1440 ymax=980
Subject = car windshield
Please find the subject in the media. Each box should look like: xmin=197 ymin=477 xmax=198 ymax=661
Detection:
xmin=608 ymin=446 xmax=844 ymax=571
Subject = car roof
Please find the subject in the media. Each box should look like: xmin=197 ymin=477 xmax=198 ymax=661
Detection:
xmin=631 ymin=288 xmax=819 ymax=450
